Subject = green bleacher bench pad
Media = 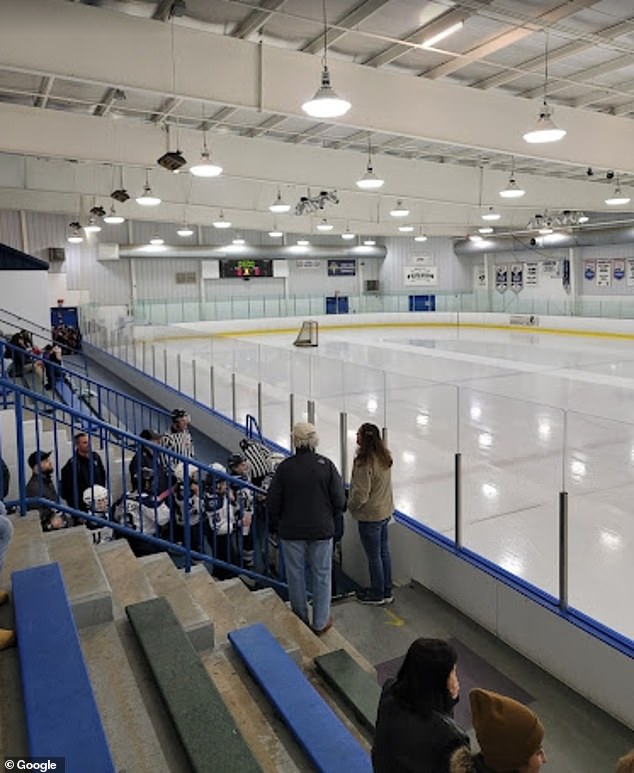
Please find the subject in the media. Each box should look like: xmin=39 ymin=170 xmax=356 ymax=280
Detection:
xmin=11 ymin=562 xmax=116 ymax=773
xmin=126 ymin=597 xmax=261 ymax=773
xmin=228 ymin=623 xmax=372 ymax=773
xmin=314 ymin=648 xmax=381 ymax=732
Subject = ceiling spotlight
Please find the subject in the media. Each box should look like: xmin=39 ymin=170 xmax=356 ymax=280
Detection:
xmin=213 ymin=211 xmax=231 ymax=228
xmin=149 ymin=235 xmax=165 ymax=245
xmin=499 ymin=175 xmax=525 ymax=199
xmin=177 ymin=224 xmax=194 ymax=237
xmin=414 ymin=233 xmax=428 ymax=242
xmin=356 ymin=140 xmax=384 ymax=189
xmin=398 ymin=225 xmax=414 ymax=232
xmin=67 ymin=222 xmax=84 ymax=244
xmin=363 ymin=239 xmax=376 ymax=246
xmin=341 ymin=227 xmax=355 ymax=240
xmin=469 ymin=234 xmax=483 ymax=242
xmin=157 ymin=150 xmax=187 ymax=173
xmin=523 ymin=33 xmax=566 ymax=144
xmin=421 ymin=19 xmax=464 ymax=49
xmin=478 ymin=226 xmax=494 ymax=234
xmin=84 ymin=216 xmax=102 ymax=234
xmin=316 ymin=218 xmax=334 ymax=231
xmin=232 ymin=237 xmax=246 ymax=245
xmin=269 ymin=190 xmax=291 ymax=213
xmin=190 ymin=133 xmax=222 ymax=177
xmin=136 ymin=171 xmax=161 ymax=206
xmin=481 ymin=206 xmax=501 ymax=221
xmin=605 ymin=178 xmax=631 ymax=206
xmin=268 ymin=229 xmax=283 ymax=238
xmin=103 ymin=205 xmax=125 ymax=225
xmin=577 ymin=212 xmax=589 ymax=223
xmin=297 ymin=238 xmax=310 ymax=246
xmin=390 ymin=200 xmax=409 ymax=217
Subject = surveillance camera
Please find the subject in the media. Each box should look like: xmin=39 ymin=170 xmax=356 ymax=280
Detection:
xmin=530 ymin=238 xmax=537 ymax=247
xmin=606 ymin=170 xmax=614 ymax=180
xmin=586 ymin=167 xmax=594 ymax=177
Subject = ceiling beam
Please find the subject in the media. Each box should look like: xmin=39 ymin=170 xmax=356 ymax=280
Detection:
xmin=247 ymin=113 xmax=286 ymax=137
xmin=150 ymin=96 xmax=182 ymax=124
xmin=231 ymin=0 xmax=288 ymax=40
xmin=473 ymin=19 xmax=634 ymax=91
xmin=520 ymin=53 xmax=634 ymax=100
xmin=93 ymin=87 xmax=125 ymax=117
xmin=423 ymin=0 xmax=599 ymax=80
xmin=301 ymin=0 xmax=389 ymax=56
xmin=33 ymin=75 xmax=54 ymax=109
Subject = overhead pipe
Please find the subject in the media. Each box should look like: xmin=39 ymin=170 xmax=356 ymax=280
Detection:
xmin=117 ymin=244 xmax=387 ymax=260
xmin=454 ymin=222 xmax=634 ymax=255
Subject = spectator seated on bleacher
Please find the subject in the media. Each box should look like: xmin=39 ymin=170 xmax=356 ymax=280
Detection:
xmin=42 ymin=343 xmax=63 ymax=390
xmin=60 ymin=432 xmax=106 ymax=522
xmin=25 ymin=450 xmax=70 ymax=532
xmin=52 ymin=323 xmax=82 ymax=355
xmin=7 ymin=330 xmax=42 ymax=379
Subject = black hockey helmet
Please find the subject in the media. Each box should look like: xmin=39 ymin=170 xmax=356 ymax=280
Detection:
xmin=227 ymin=452 xmax=246 ymax=470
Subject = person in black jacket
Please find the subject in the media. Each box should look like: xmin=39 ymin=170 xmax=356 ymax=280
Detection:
xmin=266 ymin=422 xmax=345 ymax=635
xmin=60 ymin=432 xmax=106 ymax=518
xmin=373 ymin=638 xmax=469 ymax=773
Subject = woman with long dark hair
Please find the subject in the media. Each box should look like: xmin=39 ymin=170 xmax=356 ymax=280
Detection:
xmin=373 ymin=638 xmax=469 ymax=773
xmin=348 ymin=422 xmax=394 ymax=604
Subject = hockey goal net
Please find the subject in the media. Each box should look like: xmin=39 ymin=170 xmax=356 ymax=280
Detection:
xmin=293 ymin=320 xmax=319 ymax=347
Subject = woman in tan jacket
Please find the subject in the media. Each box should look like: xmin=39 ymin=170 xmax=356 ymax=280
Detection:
xmin=348 ymin=422 xmax=394 ymax=605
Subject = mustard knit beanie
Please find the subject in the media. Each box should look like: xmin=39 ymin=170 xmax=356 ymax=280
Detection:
xmin=470 ymin=688 xmax=544 ymax=772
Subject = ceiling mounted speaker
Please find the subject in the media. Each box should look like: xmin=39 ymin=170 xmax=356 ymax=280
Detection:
xmin=110 ymin=189 xmax=130 ymax=203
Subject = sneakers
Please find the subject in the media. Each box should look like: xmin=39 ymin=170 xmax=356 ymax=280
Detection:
xmin=356 ymin=590 xmax=385 ymax=606
xmin=383 ymin=594 xmax=395 ymax=605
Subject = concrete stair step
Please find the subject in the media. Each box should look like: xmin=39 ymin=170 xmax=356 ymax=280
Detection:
xmin=80 ymin=620 xmax=173 ymax=773
xmin=201 ymin=646 xmax=306 ymax=773
xmin=184 ymin=565 xmax=244 ymax=643
xmin=44 ymin=526 xmax=113 ymax=628
xmin=96 ymin=539 xmax=156 ymax=619
xmin=3 ymin=512 xmax=48 ymax=575
xmin=139 ymin=553 xmax=214 ymax=652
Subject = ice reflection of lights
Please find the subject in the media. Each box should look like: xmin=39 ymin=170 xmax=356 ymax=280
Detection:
xmin=416 ymin=413 xmax=430 ymax=427
xmin=600 ymin=530 xmax=622 ymax=551
xmin=570 ymin=459 xmax=587 ymax=479
xmin=482 ymin=483 xmax=497 ymax=498
xmin=538 ymin=420 xmax=551 ymax=441
xmin=629 ymin=444 xmax=634 ymax=464
xmin=478 ymin=432 xmax=493 ymax=448
xmin=402 ymin=451 xmax=416 ymax=465
xmin=367 ymin=398 xmax=378 ymax=413
xmin=470 ymin=404 xmax=482 ymax=421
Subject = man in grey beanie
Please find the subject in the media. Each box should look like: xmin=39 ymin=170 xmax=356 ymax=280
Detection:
xmin=266 ymin=422 xmax=346 ymax=634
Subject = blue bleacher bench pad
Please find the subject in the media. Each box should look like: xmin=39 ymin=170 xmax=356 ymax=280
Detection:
xmin=228 ymin=622 xmax=372 ymax=773
xmin=11 ymin=562 xmax=116 ymax=773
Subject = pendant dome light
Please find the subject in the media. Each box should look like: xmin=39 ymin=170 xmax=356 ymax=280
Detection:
xmin=302 ymin=0 xmax=350 ymax=119
xmin=390 ymin=200 xmax=409 ymax=217
xmin=523 ymin=32 xmax=566 ymax=144
xmin=356 ymin=139 xmax=384 ymax=190
xmin=605 ymin=177 xmax=631 ymax=206
xmin=67 ymin=221 xmax=84 ymax=244
xmin=177 ymin=224 xmax=194 ymax=237
xmin=213 ymin=211 xmax=231 ymax=228
xmin=190 ymin=131 xmax=223 ymax=177
xmin=136 ymin=170 xmax=161 ymax=206
xmin=499 ymin=160 xmax=525 ymax=198
xmin=103 ymin=204 xmax=125 ymax=224
xmin=269 ymin=189 xmax=291 ymax=213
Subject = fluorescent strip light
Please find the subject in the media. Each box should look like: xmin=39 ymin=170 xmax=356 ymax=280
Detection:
xmin=421 ymin=20 xmax=464 ymax=49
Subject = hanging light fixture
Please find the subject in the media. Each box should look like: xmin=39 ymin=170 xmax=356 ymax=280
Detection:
xmin=414 ymin=229 xmax=428 ymax=242
xmin=149 ymin=235 xmax=165 ymax=245
xmin=523 ymin=32 xmax=566 ymax=144
xmin=302 ymin=0 xmax=350 ymax=118
xmin=478 ymin=226 xmax=494 ymax=234
xmin=481 ymin=206 xmax=501 ymax=221
xmin=190 ymin=131 xmax=223 ymax=177
xmin=356 ymin=139 xmax=384 ymax=189
xmin=213 ymin=211 xmax=231 ymax=228
xmin=390 ymin=200 xmax=409 ymax=217
xmin=136 ymin=171 xmax=161 ymax=206
xmin=67 ymin=221 xmax=84 ymax=244
xmin=363 ymin=238 xmax=376 ymax=246
xmin=269 ymin=190 xmax=291 ymax=213
xmin=605 ymin=177 xmax=631 ymax=206
xmin=84 ymin=216 xmax=102 ymax=234
xmin=177 ymin=224 xmax=194 ymax=237
xmin=499 ymin=161 xmax=525 ymax=198
xmin=341 ymin=226 xmax=355 ymax=240
xmin=268 ymin=228 xmax=283 ymax=238
xmin=297 ymin=238 xmax=310 ymax=246
xmin=103 ymin=204 xmax=125 ymax=224
xmin=398 ymin=225 xmax=414 ymax=233
xmin=316 ymin=218 xmax=334 ymax=231
xmin=232 ymin=236 xmax=246 ymax=245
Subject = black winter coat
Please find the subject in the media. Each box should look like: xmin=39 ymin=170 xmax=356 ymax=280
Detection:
xmin=60 ymin=452 xmax=106 ymax=511
xmin=372 ymin=679 xmax=470 ymax=773
xmin=266 ymin=448 xmax=345 ymax=540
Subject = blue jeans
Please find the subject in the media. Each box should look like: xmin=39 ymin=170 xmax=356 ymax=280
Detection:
xmin=281 ymin=538 xmax=332 ymax=631
xmin=0 ymin=511 xmax=14 ymax=578
xmin=357 ymin=519 xmax=392 ymax=600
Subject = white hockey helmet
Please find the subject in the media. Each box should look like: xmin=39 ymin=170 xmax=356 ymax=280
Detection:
xmin=82 ymin=484 xmax=109 ymax=508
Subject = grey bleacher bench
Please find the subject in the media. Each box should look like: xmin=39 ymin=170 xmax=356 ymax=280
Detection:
xmin=126 ymin=596 xmax=261 ymax=773
xmin=228 ymin=622 xmax=372 ymax=773
xmin=314 ymin=648 xmax=381 ymax=732
xmin=11 ymin=562 xmax=116 ymax=772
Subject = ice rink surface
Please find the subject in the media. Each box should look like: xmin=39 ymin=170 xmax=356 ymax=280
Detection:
xmin=163 ymin=323 xmax=634 ymax=641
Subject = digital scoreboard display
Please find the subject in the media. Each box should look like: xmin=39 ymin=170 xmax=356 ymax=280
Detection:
xmin=219 ymin=258 xmax=273 ymax=279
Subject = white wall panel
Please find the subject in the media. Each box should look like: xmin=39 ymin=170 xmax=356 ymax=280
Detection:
xmin=0 ymin=210 xmax=23 ymax=250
